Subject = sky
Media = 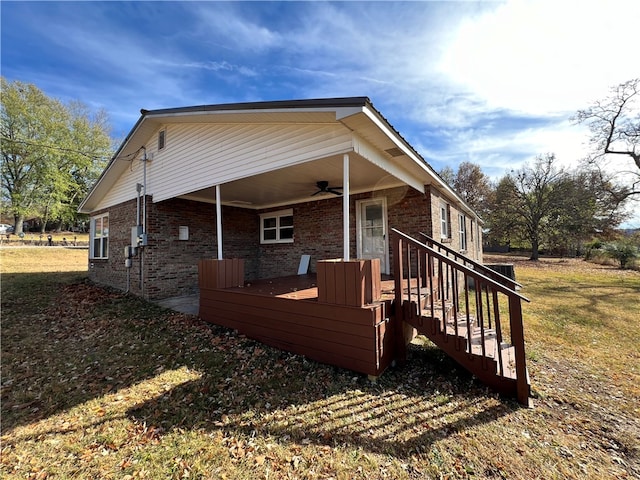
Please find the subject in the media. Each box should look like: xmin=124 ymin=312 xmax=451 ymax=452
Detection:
xmin=2 ymin=0 xmax=639 ymax=225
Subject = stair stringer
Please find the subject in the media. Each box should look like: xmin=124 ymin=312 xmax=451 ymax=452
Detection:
xmin=405 ymin=313 xmax=518 ymax=397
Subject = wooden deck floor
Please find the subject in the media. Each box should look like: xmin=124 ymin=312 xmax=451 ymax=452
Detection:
xmin=224 ymin=273 xmax=396 ymax=301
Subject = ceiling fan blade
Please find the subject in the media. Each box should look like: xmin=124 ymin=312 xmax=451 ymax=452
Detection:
xmin=329 ymin=189 xmax=342 ymax=195
xmin=311 ymin=190 xmax=322 ymax=196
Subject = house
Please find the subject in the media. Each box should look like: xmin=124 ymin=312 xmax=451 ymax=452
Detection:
xmin=79 ymin=97 xmax=530 ymax=404
xmin=79 ymin=97 xmax=482 ymax=298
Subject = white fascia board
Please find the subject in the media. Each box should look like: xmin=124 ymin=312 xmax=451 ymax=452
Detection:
xmin=144 ymin=105 xmax=361 ymax=123
xmin=361 ymin=106 xmax=479 ymax=220
xmin=352 ymin=134 xmax=424 ymax=194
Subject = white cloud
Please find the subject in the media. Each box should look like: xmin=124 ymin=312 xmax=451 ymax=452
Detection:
xmin=191 ymin=3 xmax=283 ymax=52
xmin=439 ymin=0 xmax=640 ymax=116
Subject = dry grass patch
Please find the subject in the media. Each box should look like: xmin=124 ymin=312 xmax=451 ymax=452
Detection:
xmin=1 ymin=246 xmax=88 ymax=274
xmin=1 ymin=250 xmax=639 ymax=479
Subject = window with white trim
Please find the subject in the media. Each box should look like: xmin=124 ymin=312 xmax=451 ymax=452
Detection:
xmin=91 ymin=214 xmax=109 ymax=259
xmin=260 ymin=209 xmax=293 ymax=244
xmin=459 ymin=213 xmax=467 ymax=251
xmin=158 ymin=129 xmax=166 ymax=150
xmin=440 ymin=202 xmax=451 ymax=240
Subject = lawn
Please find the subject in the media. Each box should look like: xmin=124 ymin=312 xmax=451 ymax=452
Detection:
xmin=1 ymin=249 xmax=639 ymax=479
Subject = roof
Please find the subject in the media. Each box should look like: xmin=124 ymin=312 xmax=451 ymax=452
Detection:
xmin=139 ymin=96 xmax=372 ymax=116
xmin=79 ymin=97 xmax=477 ymax=218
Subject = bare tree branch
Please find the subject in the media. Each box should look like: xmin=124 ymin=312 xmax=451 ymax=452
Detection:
xmin=574 ymin=78 xmax=640 ymax=185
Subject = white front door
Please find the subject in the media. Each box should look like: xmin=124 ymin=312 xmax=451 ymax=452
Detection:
xmin=356 ymin=198 xmax=389 ymax=274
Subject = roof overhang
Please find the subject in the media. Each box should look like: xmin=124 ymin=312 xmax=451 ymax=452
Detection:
xmin=79 ymin=97 xmax=478 ymax=220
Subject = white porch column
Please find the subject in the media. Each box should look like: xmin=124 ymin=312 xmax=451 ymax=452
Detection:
xmin=343 ymin=153 xmax=350 ymax=261
xmin=216 ymin=184 xmax=223 ymax=259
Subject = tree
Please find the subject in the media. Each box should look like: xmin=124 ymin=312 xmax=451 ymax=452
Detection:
xmin=546 ymin=170 xmax=626 ymax=255
xmin=1 ymin=78 xmax=112 ymax=234
xmin=486 ymin=175 xmax=524 ymax=248
xmin=439 ymin=161 xmax=493 ymax=217
xmin=574 ymin=78 xmax=640 ymax=199
xmin=488 ymin=154 xmax=627 ymax=259
xmin=489 ymin=154 xmax=566 ymax=260
xmin=604 ymin=239 xmax=639 ymax=269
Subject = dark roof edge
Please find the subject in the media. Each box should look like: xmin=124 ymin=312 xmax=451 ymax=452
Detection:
xmin=364 ymin=100 xmax=481 ymax=221
xmin=140 ymin=96 xmax=371 ymax=117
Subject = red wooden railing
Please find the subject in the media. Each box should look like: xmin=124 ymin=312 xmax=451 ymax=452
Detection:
xmin=419 ymin=232 xmax=522 ymax=291
xmin=391 ymin=229 xmax=531 ymax=406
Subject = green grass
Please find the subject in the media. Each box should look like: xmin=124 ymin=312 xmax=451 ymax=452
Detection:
xmin=1 ymin=250 xmax=639 ymax=479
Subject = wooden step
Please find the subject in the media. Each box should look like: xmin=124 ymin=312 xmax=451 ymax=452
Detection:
xmin=407 ymin=314 xmax=518 ymax=379
xmin=469 ymin=328 xmax=497 ymax=357
xmin=498 ymin=344 xmax=517 ymax=380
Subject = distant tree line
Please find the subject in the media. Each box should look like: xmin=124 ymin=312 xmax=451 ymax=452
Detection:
xmin=441 ymin=79 xmax=639 ymax=262
xmin=1 ymin=77 xmax=113 ymax=234
xmin=442 ymin=156 xmax=635 ymax=262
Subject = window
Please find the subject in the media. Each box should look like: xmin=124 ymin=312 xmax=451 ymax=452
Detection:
xmin=158 ymin=129 xmax=166 ymax=150
xmin=91 ymin=214 xmax=109 ymax=259
xmin=459 ymin=213 xmax=467 ymax=251
xmin=440 ymin=202 xmax=451 ymax=240
xmin=260 ymin=209 xmax=293 ymax=244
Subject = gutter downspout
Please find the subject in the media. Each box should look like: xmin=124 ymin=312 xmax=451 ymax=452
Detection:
xmin=141 ymin=147 xmax=148 ymax=297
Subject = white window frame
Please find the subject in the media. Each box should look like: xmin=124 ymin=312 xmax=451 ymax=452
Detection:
xmin=459 ymin=213 xmax=467 ymax=251
xmin=440 ymin=201 xmax=450 ymax=240
xmin=260 ymin=209 xmax=293 ymax=244
xmin=158 ymin=129 xmax=166 ymax=151
xmin=90 ymin=213 xmax=109 ymax=259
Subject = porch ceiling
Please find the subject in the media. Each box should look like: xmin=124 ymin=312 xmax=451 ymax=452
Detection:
xmin=178 ymin=151 xmax=408 ymax=209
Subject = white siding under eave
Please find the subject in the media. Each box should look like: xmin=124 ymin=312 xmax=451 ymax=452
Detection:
xmin=94 ymin=122 xmax=353 ymax=211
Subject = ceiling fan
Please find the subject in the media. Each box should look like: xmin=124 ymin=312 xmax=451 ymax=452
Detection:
xmin=311 ymin=180 xmax=342 ymax=196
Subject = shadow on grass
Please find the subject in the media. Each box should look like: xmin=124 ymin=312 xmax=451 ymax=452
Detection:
xmin=126 ymin=344 xmax=515 ymax=458
xmin=2 ymin=273 xmax=516 ymax=459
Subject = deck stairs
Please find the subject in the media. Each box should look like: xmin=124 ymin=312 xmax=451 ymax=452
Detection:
xmin=391 ymin=229 xmax=532 ymax=406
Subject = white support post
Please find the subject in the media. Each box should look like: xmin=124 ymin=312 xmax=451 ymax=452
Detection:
xmin=343 ymin=153 xmax=350 ymax=261
xmin=216 ymin=184 xmax=223 ymax=259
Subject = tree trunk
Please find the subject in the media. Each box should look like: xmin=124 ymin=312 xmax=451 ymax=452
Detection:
xmin=13 ymin=214 xmax=25 ymax=235
xmin=530 ymin=238 xmax=540 ymax=261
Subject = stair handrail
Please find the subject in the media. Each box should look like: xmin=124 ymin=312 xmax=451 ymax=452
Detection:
xmin=392 ymin=228 xmax=531 ymax=405
xmin=393 ymin=229 xmax=529 ymax=302
xmin=419 ymin=232 xmax=523 ymax=290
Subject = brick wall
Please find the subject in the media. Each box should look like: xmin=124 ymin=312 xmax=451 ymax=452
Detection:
xmin=426 ymin=185 xmax=483 ymax=262
xmin=88 ymin=198 xmax=258 ymax=300
xmin=257 ymin=197 xmax=345 ymax=278
xmin=87 ymin=198 xmax=136 ymax=293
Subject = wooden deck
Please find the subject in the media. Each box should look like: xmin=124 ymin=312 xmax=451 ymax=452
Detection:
xmin=199 ymin=273 xmax=396 ymax=377
xmin=197 ymin=237 xmax=531 ymax=406
xmin=224 ymin=274 xmax=396 ymax=300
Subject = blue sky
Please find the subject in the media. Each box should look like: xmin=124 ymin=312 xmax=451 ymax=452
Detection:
xmin=2 ymin=1 xmax=639 ymax=224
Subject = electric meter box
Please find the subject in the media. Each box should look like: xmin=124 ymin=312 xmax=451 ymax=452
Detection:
xmin=131 ymin=226 xmax=142 ymax=246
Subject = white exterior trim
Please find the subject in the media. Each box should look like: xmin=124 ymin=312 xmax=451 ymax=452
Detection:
xmin=343 ymin=153 xmax=350 ymax=261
